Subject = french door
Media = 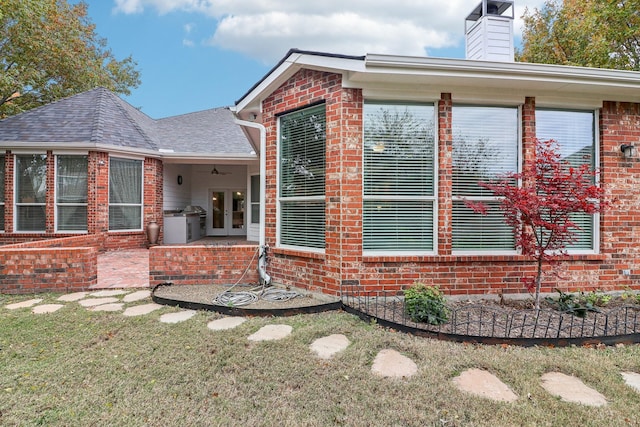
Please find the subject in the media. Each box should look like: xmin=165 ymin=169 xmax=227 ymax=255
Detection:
xmin=208 ymin=189 xmax=246 ymax=236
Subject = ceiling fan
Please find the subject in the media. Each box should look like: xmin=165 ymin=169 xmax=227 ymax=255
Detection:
xmin=211 ymin=165 xmax=231 ymax=175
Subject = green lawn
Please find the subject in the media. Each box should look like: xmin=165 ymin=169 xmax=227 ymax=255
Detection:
xmin=1 ymin=292 xmax=640 ymax=426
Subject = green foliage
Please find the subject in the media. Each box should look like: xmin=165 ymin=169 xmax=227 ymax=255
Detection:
xmin=0 ymin=0 xmax=140 ymax=117
xmin=518 ymin=0 xmax=640 ymax=71
xmin=404 ymin=283 xmax=450 ymax=325
xmin=545 ymin=289 xmax=611 ymax=317
xmin=621 ymin=287 xmax=640 ymax=304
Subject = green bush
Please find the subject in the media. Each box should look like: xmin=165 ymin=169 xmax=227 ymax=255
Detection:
xmin=404 ymin=283 xmax=450 ymax=325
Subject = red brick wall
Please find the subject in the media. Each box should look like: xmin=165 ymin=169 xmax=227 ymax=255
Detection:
xmin=0 ymin=234 xmax=104 ymax=294
xmin=0 ymin=150 xmax=162 ymax=249
xmin=260 ymin=69 xmax=640 ymax=297
xmin=149 ymin=245 xmax=259 ymax=286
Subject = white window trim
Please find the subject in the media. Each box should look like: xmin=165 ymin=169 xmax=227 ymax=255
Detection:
xmin=14 ymin=153 xmax=47 ymax=233
xmin=362 ymin=101 xmax=438 ymax=257
xmin=54 ymin=155 xmax=88 ymax=234
xmin=535 ymin=107 xmax=600 ymax=255
xmin=451 ymin=104 xmax=522 ymax=256
xmin=249 ymin=174 xmax=260 ymax=225
xmin=276 ymin=107 xmax=326 ymax=254
xmin=108 ymin=156 xmax=144 ymax=232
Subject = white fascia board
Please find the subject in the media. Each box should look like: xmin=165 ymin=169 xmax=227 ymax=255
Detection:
xmin=234 ymin=51 xmax=365 ymax=114
xmin=0 ymin=141 xmax=94 ymax=150
xmin=160 ymin=153 xmax=258 ymax=165
xmin=357 ymin=54 xmax=640 ymax=102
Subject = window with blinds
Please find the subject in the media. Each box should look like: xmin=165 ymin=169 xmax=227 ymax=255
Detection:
xmin=56 ymin=155 xmax=88 ymax=232
xmin=536 ymin=109 xmax=596 ymax=251
xmin=363 ymin=102 xmax=436 ymax=253
xmin=452 ymin=105 xmax=519 ymax=252
xmin=109 ymin=157 xmax=143 ymax=231
xmin=278 ymin=104 xmax=326 ymax=250
xmin=15 ymin=154 xmax=47 ymax=232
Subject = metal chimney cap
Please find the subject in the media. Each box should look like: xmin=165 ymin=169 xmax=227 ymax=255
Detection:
xmin=466 ymin=0 xmax=514 ymax=22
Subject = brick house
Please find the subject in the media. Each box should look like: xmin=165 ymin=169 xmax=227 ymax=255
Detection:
xmin=0 ymin=87 xmax=261 ymax=292
xmin=0 ymin=87 xmax=261 ymax=248
xmin=3 ymin=0 xmax=640 ymax=298
xmin=232 ymin=1 xmax=640 ymax=296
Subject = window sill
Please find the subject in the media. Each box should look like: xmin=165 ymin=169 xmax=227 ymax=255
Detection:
xmin=363 ymin=253 xmax=606 ymax=263
xmin=272 ymin=247 xmax=325 ymax=260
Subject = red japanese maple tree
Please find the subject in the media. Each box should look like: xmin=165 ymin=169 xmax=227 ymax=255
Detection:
xmin=467 ymin=138 xmax=608 ymax=309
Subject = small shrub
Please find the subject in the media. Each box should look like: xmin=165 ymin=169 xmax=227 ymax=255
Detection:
xmin=621 ymin=287 xmax=640 ymax=304
xmin=545 ymin=289 xmax=602 ymax=318
xmin=404 ymin=283 xmax=450 ymax=325
xmin=583 ymin=290 xmax=611 ymax=307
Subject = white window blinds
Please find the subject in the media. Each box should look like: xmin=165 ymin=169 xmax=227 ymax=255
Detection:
xmin=536 ymin=109 xmax=596 ymax=250
xmin=278 ymin=104 xmax=326 ymax=250
xmin=452 ymin=105 xmax=519 ymax=252
xmin=56 ymin=155 xmax=88 ymax=232
xmin=363 ymin=102 xmax=436 ymax=252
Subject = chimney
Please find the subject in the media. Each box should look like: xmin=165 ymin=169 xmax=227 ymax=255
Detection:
xmin=465 ymin=0 xmax=515 ymax=62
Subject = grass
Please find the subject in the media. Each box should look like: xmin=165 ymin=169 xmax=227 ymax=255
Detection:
xmin=1 ymin=292 xmax=640 ymax=426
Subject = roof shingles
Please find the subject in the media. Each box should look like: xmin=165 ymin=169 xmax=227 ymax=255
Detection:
xmin=0 ymin=87 xmax=254 ymax=156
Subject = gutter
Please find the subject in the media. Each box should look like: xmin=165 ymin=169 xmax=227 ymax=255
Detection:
xmin=231 ymin=114 xmax=271 ymax=286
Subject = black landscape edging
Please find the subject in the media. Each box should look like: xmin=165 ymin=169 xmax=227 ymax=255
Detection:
xmin=341 ymin=303 xmax=640 ymax=347
xmin=151 ymin=282 xmax=342 ymax=317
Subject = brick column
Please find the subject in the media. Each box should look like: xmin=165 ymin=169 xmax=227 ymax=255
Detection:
xmin=438 ymin=93 xmax=453 ymax=255
xmin=338 ymin=87 xmax=364 ymax=293
xmin=45 ymin=150 xmax=55 ymax=233
xmin=87 ymin=151 xmax=109 ymax=234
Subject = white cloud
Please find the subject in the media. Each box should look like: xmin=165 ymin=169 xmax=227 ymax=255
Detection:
xmin=113 ymin=0 xmax=549 ymax=62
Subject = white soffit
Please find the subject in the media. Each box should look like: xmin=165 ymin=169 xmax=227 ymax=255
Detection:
xmin=347 ymin=54 xmax=640 ymax=104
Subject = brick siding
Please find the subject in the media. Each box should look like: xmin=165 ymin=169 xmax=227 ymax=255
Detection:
xmin=149 ymin=245 xmax=259 ymax=286
xmin=261 ymin=68 xmax=640 ymax=297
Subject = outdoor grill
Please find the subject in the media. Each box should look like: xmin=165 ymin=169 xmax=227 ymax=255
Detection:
xmin=183 ymin=205 xmax=207 ymax=235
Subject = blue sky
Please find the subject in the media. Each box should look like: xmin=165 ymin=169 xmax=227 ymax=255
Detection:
xmin=84 ymin=0 xmax=545 ymax=119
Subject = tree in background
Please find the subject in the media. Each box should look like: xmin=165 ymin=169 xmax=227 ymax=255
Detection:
xmin=517 ymin=0 xmax=640 ymax=70
xmin=0 ymin=0 xmax=140 ymax=117
xmin=467 ymin=139 xmax=608 ymax=310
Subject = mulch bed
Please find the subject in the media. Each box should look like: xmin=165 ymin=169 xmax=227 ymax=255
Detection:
xmin=364 ymin=296 xmax=640 ymax=340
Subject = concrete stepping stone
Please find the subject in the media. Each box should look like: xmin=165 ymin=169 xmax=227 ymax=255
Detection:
xmin=90 ymin=290 xmax=129 ymax=297
xmin=32 ymin=304 xmax=64 ymax=314
xmin=248 ymin=324 xmax=293 ymax=342
xmin=90 ymin=303 xmax=124 ymax=312
xmin=78 ymin=297 xmax=120 ymax=307
xmin=310 ymin=334 xmax=350 ymax=359
xmin=541 ymin=372 xmax=607 ymax=407
xmin=122 ymin=303 xmax=163 ymax=317
xmin=5 ymin=299 xmax=43 ymax=310
xmin=452 ymin=368 xmax=518 ymax=402
xmin=58 ymin=292 xmax=87 ymax=302
xmin=207 ymin=316 xmax=246 ymax=331
xmin=621 ymin=372 xmax=640 ymax=393
xmin=371 ymin=349 xmax=418 ymax=379
xmin=160 ymin=310 xmax=197 ymax=324
xmin=123 ymin=290 xmax=151 ymax=303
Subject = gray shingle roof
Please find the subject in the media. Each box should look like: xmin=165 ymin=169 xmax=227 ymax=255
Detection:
xmin=0 ymin=87 xmax=254 ymax=156
xmin=157 ymin=108 xmax=254 ymax=154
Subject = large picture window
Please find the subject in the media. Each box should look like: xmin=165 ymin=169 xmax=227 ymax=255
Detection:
xmin=536 ymin=109 xmax=597 ymax=251
xmin=56 ymin=155 xmax=88 ymax=231
xmin=452 ymin=105 xmax=519 ymax=252
xmin=109 ymin=157 xmax=143 ymax=231
xmin=278 ymin=104 xmax=326 ymax=250
xmin=363 ymin=102 xmax=436 ymax=253
xmin=15 ymin=154 xmax=47 ymax=232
